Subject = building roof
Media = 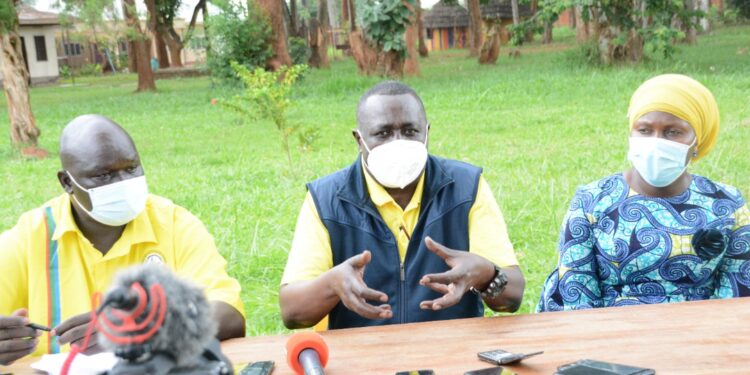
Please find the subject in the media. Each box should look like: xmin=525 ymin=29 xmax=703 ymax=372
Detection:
xmin=480 ymin=0 xmax=533 ymax=20
xmin=423 ymin=2 xmax=470 ymax=29
xmin=18 ymin=5 xmax=60 ymax=26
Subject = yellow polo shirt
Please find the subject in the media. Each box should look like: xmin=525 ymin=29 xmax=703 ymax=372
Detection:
xmin=0 ymin=194 xmax=244 ymax=356
xmin=281 ymin=162 xmax=518 ymax=328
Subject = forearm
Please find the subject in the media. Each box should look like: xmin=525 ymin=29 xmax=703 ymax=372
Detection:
xmin=279 ymin=271 xmax=341 ymax=329
xmin=212 ymin=301 xmax=245 ymax=340
xmin=484 ymin=266 xmax=525 ymax=313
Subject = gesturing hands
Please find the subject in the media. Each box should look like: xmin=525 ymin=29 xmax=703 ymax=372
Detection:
xmin=419 ymin=237 xmax=496 ymax=311
xmin=51 ymin=311 xmax=101 ymax=355
xmin=330 ymin=250 xmax=393 ymax=321
xmin=0 ymin=309 xmax=40 ymax=365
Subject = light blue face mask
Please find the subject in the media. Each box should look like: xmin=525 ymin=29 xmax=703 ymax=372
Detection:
xmin=67 ymin=172 xmax=149 ymax=226
xmin=627 ymin=137 xmax=696 ymax=188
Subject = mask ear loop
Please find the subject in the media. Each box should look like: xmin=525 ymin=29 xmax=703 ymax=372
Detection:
xmin=355 ymin=130 xmax=372 ymax=168
xmin=66 ymin=171 xmax=96 ymax=216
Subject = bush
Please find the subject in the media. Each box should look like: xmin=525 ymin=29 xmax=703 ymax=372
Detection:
xmin=728 ymin=0 xmax=750 ymax=19
xmin=206 ymin=1 xmax=273 ymax=85
xmin=220 ymin=63 xmax=311 ymax=166
xmin=79 ymin=63 xmax=102 ymax=76
xmin=288 ymin=36 xmax=310 ymax=65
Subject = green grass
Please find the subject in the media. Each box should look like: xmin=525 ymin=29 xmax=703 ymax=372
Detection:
xmin=2 ymin=26 xmax=749 ymax=335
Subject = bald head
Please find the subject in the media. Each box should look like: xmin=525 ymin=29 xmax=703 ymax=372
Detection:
xmin=58 ymin=115 xmax=143 ymax=201
xmin=60 ymin=115 xmax=136 ymax=169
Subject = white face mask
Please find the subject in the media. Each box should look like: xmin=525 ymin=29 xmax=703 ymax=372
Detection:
xmin=67 ymin=172 xmax=149 ymax=226
xmin=358 ymin=130 xmax=428 ymax=189
xmin=627 ymin=137 xmax=695 ymax=188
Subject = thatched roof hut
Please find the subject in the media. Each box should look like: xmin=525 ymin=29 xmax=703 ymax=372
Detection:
xmin=480 ymin=0 xmax=533 ymax=20
xmin=423 ymin=2 xmax=470 ymax=29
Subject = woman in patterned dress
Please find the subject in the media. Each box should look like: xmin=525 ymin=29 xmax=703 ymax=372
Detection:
xmin=537 ymin=74 xmax=750 ymax=311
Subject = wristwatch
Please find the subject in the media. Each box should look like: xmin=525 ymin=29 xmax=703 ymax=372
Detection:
xmin=470 ymin=265 xmax=507 ymax=299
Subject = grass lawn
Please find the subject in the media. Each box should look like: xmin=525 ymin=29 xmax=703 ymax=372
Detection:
xmin=1 ymin=25 xmax=749 ymax=335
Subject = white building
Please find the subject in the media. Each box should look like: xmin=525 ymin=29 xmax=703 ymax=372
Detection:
xmin=0 ymin=5 xmax=60 ymax=86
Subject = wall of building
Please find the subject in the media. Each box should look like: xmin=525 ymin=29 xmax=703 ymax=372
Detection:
xmin=18 ymin=25 xmax=60 ymax=83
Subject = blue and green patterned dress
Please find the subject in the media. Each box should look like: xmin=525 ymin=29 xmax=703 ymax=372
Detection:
xmin=537 ymin=174 xmax=750 ymax=312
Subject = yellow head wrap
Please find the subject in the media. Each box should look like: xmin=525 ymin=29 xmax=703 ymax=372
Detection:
xmin=628 ymin=74 xmax=720 ymax=161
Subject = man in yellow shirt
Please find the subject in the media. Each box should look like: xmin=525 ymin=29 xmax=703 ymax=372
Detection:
xmin=0 ymin=115 xmax=245 ymax=366
xmin=279 ymin=81 xmax=525 ymax=330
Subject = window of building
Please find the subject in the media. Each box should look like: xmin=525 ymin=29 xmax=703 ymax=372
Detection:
xmin=34 ymin=35 xmax=47 ymax=61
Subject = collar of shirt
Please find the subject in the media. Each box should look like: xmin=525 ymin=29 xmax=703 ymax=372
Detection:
xmin=360 ymin=156 xmax=425 ymax=212
xmin=52 ymin=194 xmax=158 ymax=258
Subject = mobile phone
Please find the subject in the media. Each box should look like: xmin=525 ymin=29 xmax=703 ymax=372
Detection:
xmin=464 ymin=366 xmax=518 ymax=375
xmin=478 ymin=349 xmax=544 ymax=365
xmin=394 ymin=370 xmax=435 ymax=375
xmin=555 ymin=359 xmax=655 ymax=375
xmin=238 ymin=360 xmax=275 ymax=375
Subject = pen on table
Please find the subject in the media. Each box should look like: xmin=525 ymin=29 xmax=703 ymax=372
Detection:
xmin=27 ymin=322 xmax=51 ymax=332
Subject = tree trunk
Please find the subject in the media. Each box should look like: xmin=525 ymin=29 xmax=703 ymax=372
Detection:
xmin=380 ymin=50 xmax=403 ymax=77
xmin=342 ymin=0 xmax=357 ymax=31
xmin=570 ymin=6 xmax=577 ymax=29
xmin=127 ymin=40 xmax=138 ymax=72
xmin=202 ymin=0 xmax=211 ymax=56
xmin=416 ymin=0 xmax=428 ymax=57
xmin=123 ymin=0 xmax=156 ymax=91
xmin=510 ymin=0 xmax=520 ymax=26
xmin=349 ymin=29 xmax=379 ymax=75
xmin=341 ymin=0 xmax=350 ymax=29
xmin=467 ymin=0 xmax=482 ymax=56
xmin=290 ymin=0 xmax=298 ymax=37
xmin=1 ymin=28 xmax=42 ymax=150
xmin=685 ymin=0 xmax=697 ymax=44
xmin=699 ymin=0 xmax=710 ymax=33
xmin=543 ymin=21 xmax=553 ymax=43
xmin=257 ymin=0 xmax=293 ymax=69
xmin=575 ymin=6 xmax=590 ymax=42
xmin=164 ymin=33 xmax=184 ymax=67
xmin=403 ymin=0 xmax=420 ymax=75
xmin=309 ymin=0 xmax=330 ymax=68
xmin=155 ymin=32 xmax=170 ymax=68
xmin=525 ymin=0 xmax=538 ymax=42
xmin=478 ymin=21 xmax=501 ymax=64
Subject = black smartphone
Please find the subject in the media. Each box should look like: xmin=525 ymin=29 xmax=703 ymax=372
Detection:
xmin=555 ymin=359 xmax=655 ymax=375
xmin=238 ymin=360 xmax=275 ymax=375
xmin=464 ymin=366 xmax=518 ymax=375
xmin=394 ymin=370 xmax=435 ymax=375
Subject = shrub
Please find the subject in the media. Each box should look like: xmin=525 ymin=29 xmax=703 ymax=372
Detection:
xmin=206 ymin=1 xmax=273 ymax=85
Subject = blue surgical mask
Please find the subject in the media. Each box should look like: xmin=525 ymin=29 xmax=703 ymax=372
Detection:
xmin=627 ymin=137 xmax=695 ymax=188
xmin=67 ymin=172 xmax=149 ymax=226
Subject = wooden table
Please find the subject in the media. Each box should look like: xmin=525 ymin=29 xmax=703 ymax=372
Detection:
xmin=5 ymin=298 xmax=750 ymax=374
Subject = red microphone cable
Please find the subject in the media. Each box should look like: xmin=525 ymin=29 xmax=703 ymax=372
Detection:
xmin=59 ymin=281 xmax=168 ymax=375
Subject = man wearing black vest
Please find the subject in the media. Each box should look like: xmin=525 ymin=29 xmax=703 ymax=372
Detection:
xmin=279 ymin=81 xmax=525 ymax=330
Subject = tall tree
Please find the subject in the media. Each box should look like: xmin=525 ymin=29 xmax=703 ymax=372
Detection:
xmin=309 ymin=0 xmax=330 ymax=68
xmin=256 ymin=0 xmax=292 ymax=69
xmin=145 ymin=0 xmax=186 ymax=68
xmin=511 ymin=0 xmax=520 ymax=25
xmin=467 ymin=0 xmax=482 ymax=56
xmin=416 ymin=0 xmax=428 ymax=57
xmin=123 ymin=0 xmax=156 ymax=91
xmin=0 ymin=0 xmax=43 ymax=153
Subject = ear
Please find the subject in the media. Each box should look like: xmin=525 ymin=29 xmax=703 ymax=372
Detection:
xmin=57 ymin=171 xmax=74 ymax=194
xmin=352 ymin=129 xmax=366 ymax=154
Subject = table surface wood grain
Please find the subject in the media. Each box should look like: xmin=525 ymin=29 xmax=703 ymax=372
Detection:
xmin=5 ymin=298 xmax=750 ymax=374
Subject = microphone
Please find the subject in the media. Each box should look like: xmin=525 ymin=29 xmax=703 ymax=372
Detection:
xmin=97 ymin=263 xmax=233 ymax=375
xmin=286 ymin=332 xmax=329 ymax=375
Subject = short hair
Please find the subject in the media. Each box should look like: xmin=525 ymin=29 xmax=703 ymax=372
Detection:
xmin=356 ymin=81 xmax=426 ymax=124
